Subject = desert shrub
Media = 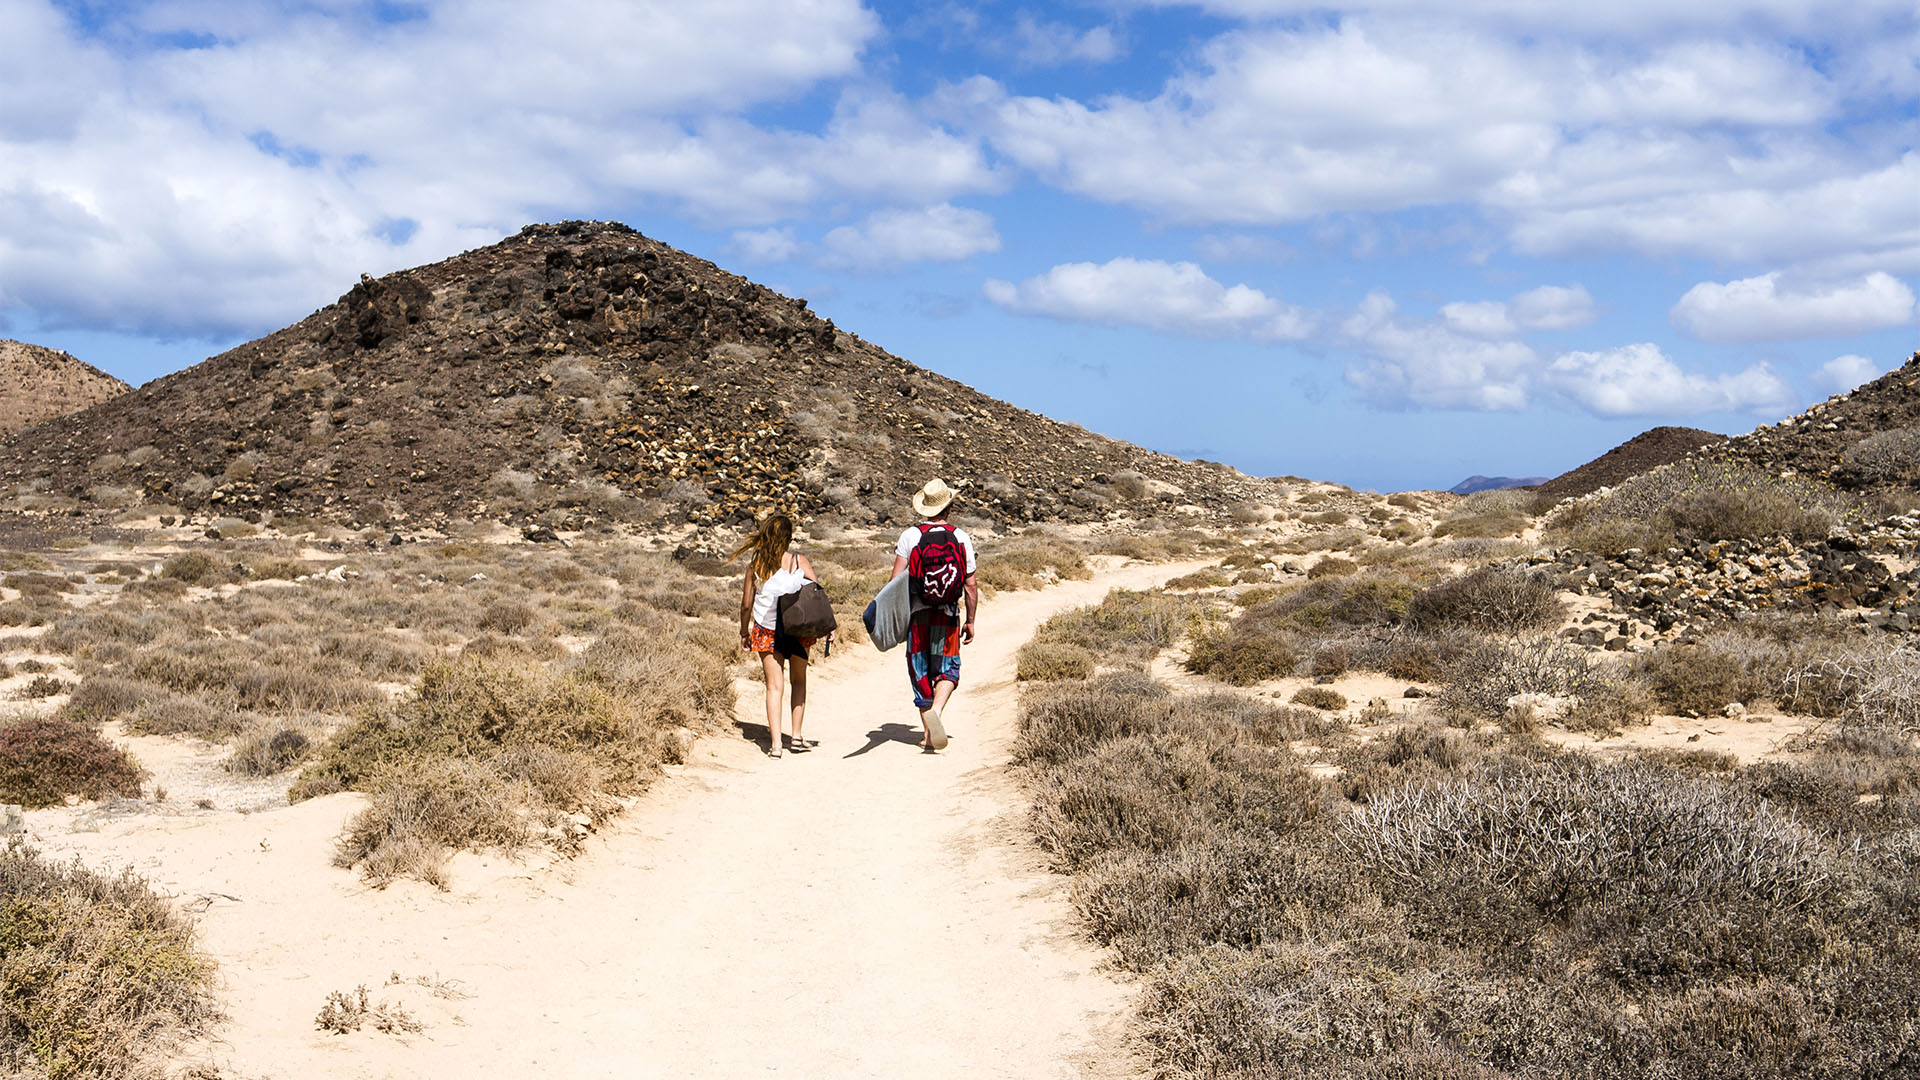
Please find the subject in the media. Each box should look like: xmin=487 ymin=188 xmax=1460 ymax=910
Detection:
xmin=1437 ymin=634 xmax=1612 ymax=722
xmin=479 ymin=600 xmax=538 ymax=634
xmin=248 ymin=558 xmax=308 ymax=581
xmin=0 ymin=717 xmax=143 ymax=807
xmin=1185 ymin=625 xmax=1298 ymax=685
xmin=1311 ymin=644 xmax=1351 ymax=678
xmin=124 ymin=694 xmax=252 ymax=741
xmin=314 ymin=984 xmax=421 ymax=1035
xmin=1307 ymin=556 xmax=1358 ymax=580
xmin=1017 ymin=641 xmax=1096 ymax=681
xmin=334 ymin=759 xmax=532 ymax=888
xmin=158 ymin=551 xmax=233 ymax=586
xmin=1165 ymin=568 xmax=1229 ymax=590
xmin=0 ymin=842 xmax=219 ymax=1080
xmin=58 ymin=676 xmax=157 ymax=726
xmin=1028 ymin=589 xmax=1201 ymax=663
xmin=1387 ymin=492 xmax=1423 ymax=509
xmin=0 ymin=550 xmax=53 ymax=572
xmin=6 ymin=573 xmax=73 ymax=596
xmin=1291 ymin=686 xmax=1347 ymax=711
xmin=1549 ymin=460 xmax=1855 ymax=554
xmin=16 ymin=675 xmax=67 ymax=699
xmin=1842 ymin=425 xmax=1920 ymax=483
xmin=226 ymin=721 xmax=315 ymax=776
xmin=1432 ymin=509 xmax=1528 ymax=539
xmin=1408 ymin=565 xmax=1561 ymax=633
xmin=1633 ymin=643 xmax=1767 ymax=717
xmin=976 ymin=539 xmax=1092 ymax=591
xmin=1302 ymin=510 xmax=1350 ymax=525
xmin=299 ymin=626 xmax=729 ymax=884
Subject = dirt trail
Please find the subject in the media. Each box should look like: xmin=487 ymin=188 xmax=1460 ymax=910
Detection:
xmin=29 ymin=559 xmax=1201 ymax=1079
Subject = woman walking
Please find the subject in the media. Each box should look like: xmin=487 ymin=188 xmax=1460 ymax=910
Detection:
xmin=732 ymin=513 xmax=823 ymax=757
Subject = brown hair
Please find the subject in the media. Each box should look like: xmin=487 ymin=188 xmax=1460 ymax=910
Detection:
xmin=729 ymin=513 xmax=794 ymax=585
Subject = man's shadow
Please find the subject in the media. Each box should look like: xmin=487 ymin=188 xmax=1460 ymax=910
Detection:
xmin=843 ymin=722 xmax=941 ymax=758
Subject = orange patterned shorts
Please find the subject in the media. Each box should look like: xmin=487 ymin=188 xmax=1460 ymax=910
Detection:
xmin=747 ymin=624 xmax=815 ymax=657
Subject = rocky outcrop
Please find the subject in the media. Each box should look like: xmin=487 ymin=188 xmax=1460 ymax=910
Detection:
xmin=1539 ymin=512 xmax=1920 ymax=645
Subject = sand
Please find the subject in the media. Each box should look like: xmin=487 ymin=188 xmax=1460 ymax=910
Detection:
xmin=21 ymin=559 xmax=1207 ymax=1080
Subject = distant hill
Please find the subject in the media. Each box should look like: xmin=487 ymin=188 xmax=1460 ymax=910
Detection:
xmin=1533 ymin=426 xmax=1727 ymax=503
xmin=1449 ymin=475 xmax=1546 ymax=495
xmin=0 ymin=221 xmax=1278 ymax=529
xmin=0 ymin=340 xmax=129 ymax=436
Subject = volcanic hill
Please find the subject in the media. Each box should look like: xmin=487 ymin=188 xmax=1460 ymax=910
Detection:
xmin=0 ymin=340 xmax=130 ymax=436
xmin=1532 ymin=426 xmax=1727 ymax=503
xmin=0 ymin=222 xmax=1277 ymax=529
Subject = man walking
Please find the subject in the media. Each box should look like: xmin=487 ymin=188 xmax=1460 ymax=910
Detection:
xmin=891 ymin=478 xmax=979 ymax=751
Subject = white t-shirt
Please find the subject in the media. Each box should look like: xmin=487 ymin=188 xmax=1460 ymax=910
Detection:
xmin=895 ymin=522 xmax=977 ymax=615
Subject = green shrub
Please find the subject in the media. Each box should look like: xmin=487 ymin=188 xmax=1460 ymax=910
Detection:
xmin=1027 ymin=589 xmax=1201 ymax=663
xmin=0 ymin=717 xmax=143 ymax=808
xmin=1308 ymin=556 xmax=1359 ymax=579
xmin=0 ymin=842 xmax=219 ymax=1080
xmin=1185 ymin=625 xmax=1298 ymax=685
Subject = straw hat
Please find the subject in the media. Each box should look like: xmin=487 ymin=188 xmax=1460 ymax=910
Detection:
xmin=911 ymin=478 xmax=956 ymax=518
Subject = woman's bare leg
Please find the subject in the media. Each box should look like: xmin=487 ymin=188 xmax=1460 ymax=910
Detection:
xmin=761 ymin=652 xmax=785 ymax=755
xmin=788 ymin=654 xmax=808 ymax=744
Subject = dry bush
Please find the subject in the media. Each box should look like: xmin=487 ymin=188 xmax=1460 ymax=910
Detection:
xmin=1436 ymin=634 xmax=1614 ymax=723
xmin=1291 ymin=686 xmax=1347 ymax=711
xmin=1028 ymin=589 xmax=1202 ymax=664
xmin=6 ymin=572 xmax=73 ymax=596
xmin=1841 ymin=426 xmax=1920 ymax=483
xmin=1165 ymin=568 xmax=1230 ymax=590
xmin=0 ymin=842 xmax=219 ymax=1080
xmin=1302 ymin=510 xmax=1350 ymax=525
xmin=158 ymin=551 xmax=234 ymax=586
xmin=0 ymin=717 xmax=143 ymax=807
xmin=1308 ymin=556 xmax=1359 ymax=580
xmin=1407 ymin=565 xmax=1561 ymax=633
xmin=1017 ymin=641 xmax=1096 ymax=682
xmin=976 ymin=538 xmax=1092 ymax=591
xmin=226 ymin=720 xmax=316 ymax=776
xmin=479 ymin=600 xmax=538 ymax=634
xmin=1548 ymin=461 xmax=1854 ymax=554
xmin=300 ymin=625 xmax=730 ymax=885
xmin=315 ymin=984 xmax=422 ymax=1036
xmin=16 ymin=675 xmax=67 ymax=699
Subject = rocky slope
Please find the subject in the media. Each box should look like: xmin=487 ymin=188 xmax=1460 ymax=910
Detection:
xmin=1533 ymin=426 xmax=1726 ymax=503
xmin=1699 ymin=352 xmax=1920 ymax=492
xmin=0 ymin=341 xmax=130 ymax=436
xmin=0 ymin=222 xmax=1278 ymax=529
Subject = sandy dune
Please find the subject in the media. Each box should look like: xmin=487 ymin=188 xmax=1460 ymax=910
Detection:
xmin=27 ymin=559 xmax=1200 ymax=1079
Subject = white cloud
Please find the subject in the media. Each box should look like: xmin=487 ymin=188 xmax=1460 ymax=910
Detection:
xmin=1509 ymin=284 xmax=1599 ymax=330
xmin=1546 ymin=343 xmax=1790 ymax=416
xmin=819 ymin=204 xmax=1000 ymax=270
xmin=1128 ymin=0 xmax=1913 ymax=36
xmin=984 ymin=258 xmax=1312 ymax=340
xmin=1670 ymin=271 xmax=1917 ymax=343
xmin=1341 ymin=292 xmax=1536 ymax=410
xmin=1193 ymin=232 xmax=1296 ymax=263
xmin=967 ymin=13 xmax=1914 ymax=272
xmin=0 ymin=1 xmax=1006 ymax=337
xmin=727 ymin=228 xmax=801 ymax=265
xmin=1815 ymin=353 xmax=1888 ymax=394
xmin=1011 ymin=15 xmax=1123 ymax=65
xmin=1437 ymin=283 xmax=1596 ymax=338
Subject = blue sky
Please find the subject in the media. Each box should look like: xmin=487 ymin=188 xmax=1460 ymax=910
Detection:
xmin=2 ymin=1 xmax=1916 ymax=491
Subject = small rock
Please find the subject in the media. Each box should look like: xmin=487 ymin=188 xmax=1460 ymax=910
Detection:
xmin=203 ymin=527 xmax=222 ymax=540
xmin=1724 ymin=702 xmax=1748 ymax=718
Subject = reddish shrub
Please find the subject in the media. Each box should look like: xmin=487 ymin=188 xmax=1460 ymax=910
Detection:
xmin=0 ymin=716 xmax=144 ymax=808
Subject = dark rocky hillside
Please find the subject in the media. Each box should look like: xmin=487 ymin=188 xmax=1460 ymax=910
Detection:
xmin=1533 ymin=426 xmax=1726 ymax=503
xmin=0 ymin=340 xmax=129 ymax=435
xmin=0 ymin=222 xmax=1276 ymax=530
xmin=1702 ymin=352 xmax=1920 ymax=492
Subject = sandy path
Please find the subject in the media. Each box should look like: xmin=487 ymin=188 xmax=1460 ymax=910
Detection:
xmin=28 ymin=559 xmax=1200 ymax=1080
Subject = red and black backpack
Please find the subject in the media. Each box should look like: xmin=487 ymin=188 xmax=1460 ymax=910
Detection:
xmin=909 ymin=523 xmax=966 ymax=606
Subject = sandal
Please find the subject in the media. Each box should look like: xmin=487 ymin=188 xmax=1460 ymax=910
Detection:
xmin=787 ymin=739 xmax=813 ymax=753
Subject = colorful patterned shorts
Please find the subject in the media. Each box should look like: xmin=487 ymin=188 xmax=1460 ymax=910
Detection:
xmin=906 ymin=608 xmax=962 ymax=709
xmin=747 ymin=624 xmax=814 ymax=659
